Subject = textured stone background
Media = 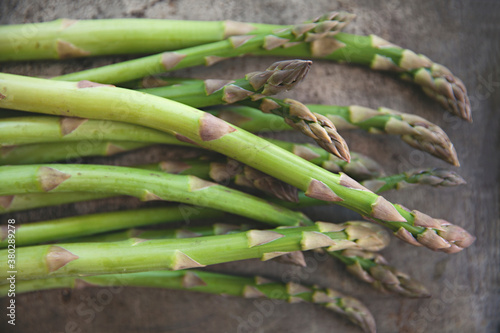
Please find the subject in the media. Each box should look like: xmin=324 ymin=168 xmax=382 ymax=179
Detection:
xmin=0 ymin=0 xmax=499 ymax=332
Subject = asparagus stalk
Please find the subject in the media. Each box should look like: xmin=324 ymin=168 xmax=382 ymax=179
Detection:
xmin=4 ymin=58 xmax=352 ymax=161
xmin=52 ymin=12 xmax=354 ymax=84
xmin=0 ymin=116 xmax=187 ymax=147
xmin=0 ymin=207 xmax=224 ymax=248
xmin=0 ymin=270 xmax=376 ymax=333
xmin=0 ymin=141 xmax=151 ymax=164
xmin=253 ymin=33 xmax=471 ymax=121
xmin=67 ymin=224 xmax=251 ymax=244
xmin=0 ymin=221 xmax=388 ymax=281
xmin=0 ymin=148 xmax=383 ymax=213
xmin=0 ymin=144 xmax=384 ymax=213
xmin=0 ymin=115 xmax=376 ymax=178
xmin=140 ymin=159 xmax=299 ymax=202
xmin=307 ymin=105 xmax=460 ymax=166
xmin=333 ymin=249 xmax=430 ymax=298
xmin=212 ymin=103 xmax=458 ymax=165
xmin=266 ymin=140 xmax=384 ymax=180
xmin=0 ymin=164 xmax=311 ymax=227
xmin=0 ymin=19 xmax=284 ymax=61
xmin=0 ymin=192 xmax=114 ymax=214
xmin=139 ymin=73 xmax=349 ymax=160
xmin=0 ymin=73 xmax=475 ymax=252
xmin=74 ymin=224 xmax=426 ymax=298
xmin=361 ymin=168 xmax=466 ymax=193
xmin=138 ymin=59 xmax=313 ymax=106
xmin=270 ymin=168 xmax=466 ymax=209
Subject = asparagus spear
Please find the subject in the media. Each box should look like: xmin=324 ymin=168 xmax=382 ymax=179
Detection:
xmin=52 ymin=12 xmax=353 ymax=84
xmin=0 ymin=116 xmax=186 ymax=146
xmin=139 ymin=74 xmax=349 ymax=160
xmin=254 ymin=33 xmax=471 ymax=121
xmin=0 ymin=73 xmax=475 ymax=252
xmin=0 ymin=164 xmax=311 ymax=227
xmin=138 ymin=59 xmax=313 ymax=106
xmin=66 ymin=224 xmax=251 ymax=244
xmin=0 ymin=115 xmax=377 ymax=178
xmin=270 ymin=168 xmax=466 ymax=209
xmin=333 ymin=248 xmax=430 ymax=298
xmin=361 ymin=168 xmax=466 ymax=193
xmin=0 ymin=19 xmax=284 ymax=61
xmin=0 ymin=144 xmax=384 ymax=213
xmin=0 ymin=221 xmax=388 ymax=281
xmin=212 ymin=103 xmax=458 ymax=166
xmin=0 ymin=192 xmax=114 ymax=214
xmin=0 ymin=207 xmax=224 ymax=248
xmin=0 ymin=270 xmax=376 ymax=333
xmin=0 ymin=141 xmax=151 ymax=164
xmin=73 ymin=225 xmax=427 ymax=298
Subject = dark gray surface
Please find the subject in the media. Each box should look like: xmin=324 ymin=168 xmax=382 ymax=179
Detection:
xmin=0 ymin=1 xmax=499 ymax=332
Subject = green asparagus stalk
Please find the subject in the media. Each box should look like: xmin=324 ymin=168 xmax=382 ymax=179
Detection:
xmin=138 ymin=59 xmax=313 ymax=106
xmin=0 ymin=141 xmax=150 ymax=164
xmin=307 ymin=104 xmax=460 ymax=166
xmin=0 ymin=192 xmax=114 ymax=214
xmin=73 ymin=224 xmax=426 ymax=298
xmin=361 ymin=168 xmax=466 ymax=193
xmin=51 ymin=12 xmax=353 ymax=84
xmin=139 ymin=72 xmax=350 ymax=160
xmin=253 ymin=33 xmax=471 ymax=121
xmin=0 ymin=73 xmax=475 ymax=252
xmin=0 ymin=164 xmax=311 ymax=227
xmin=333 ymin=248 xmax=430 ymax=298
xmin=0 ymin=144 xmax=384 ymax=213
xmin=0 ymin=270 xmax=376 ymax=333
xmin=0 ymin=221 xmax=388 ymax=281
xmin=0 ymin=207 xmax=224 ymax=248
xmin=0 ymin=115 xmax=377 ymax=178
xmin=0 ymin=116 xmax=187 ymax=147
xmin=271 ymin=168 xmax=466 ymax=209
xmin=67 ymin=224 xmax=251 ymax=244
xmin=140 ymin=159 xmax=299 ymax=202
xmin=266 ymin=140 xmax=384 ymax=180
xmin=0 ymin=150 xmax=376 ymax=213
xmin=0 ymin=19 xmax=284 ymax=61
xmin=213 ymin=103 xmax=458 ymax=165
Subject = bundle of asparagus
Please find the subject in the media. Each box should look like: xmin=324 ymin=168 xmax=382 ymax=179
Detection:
xmin=0 ymin=9 xmax=474 ymax=333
